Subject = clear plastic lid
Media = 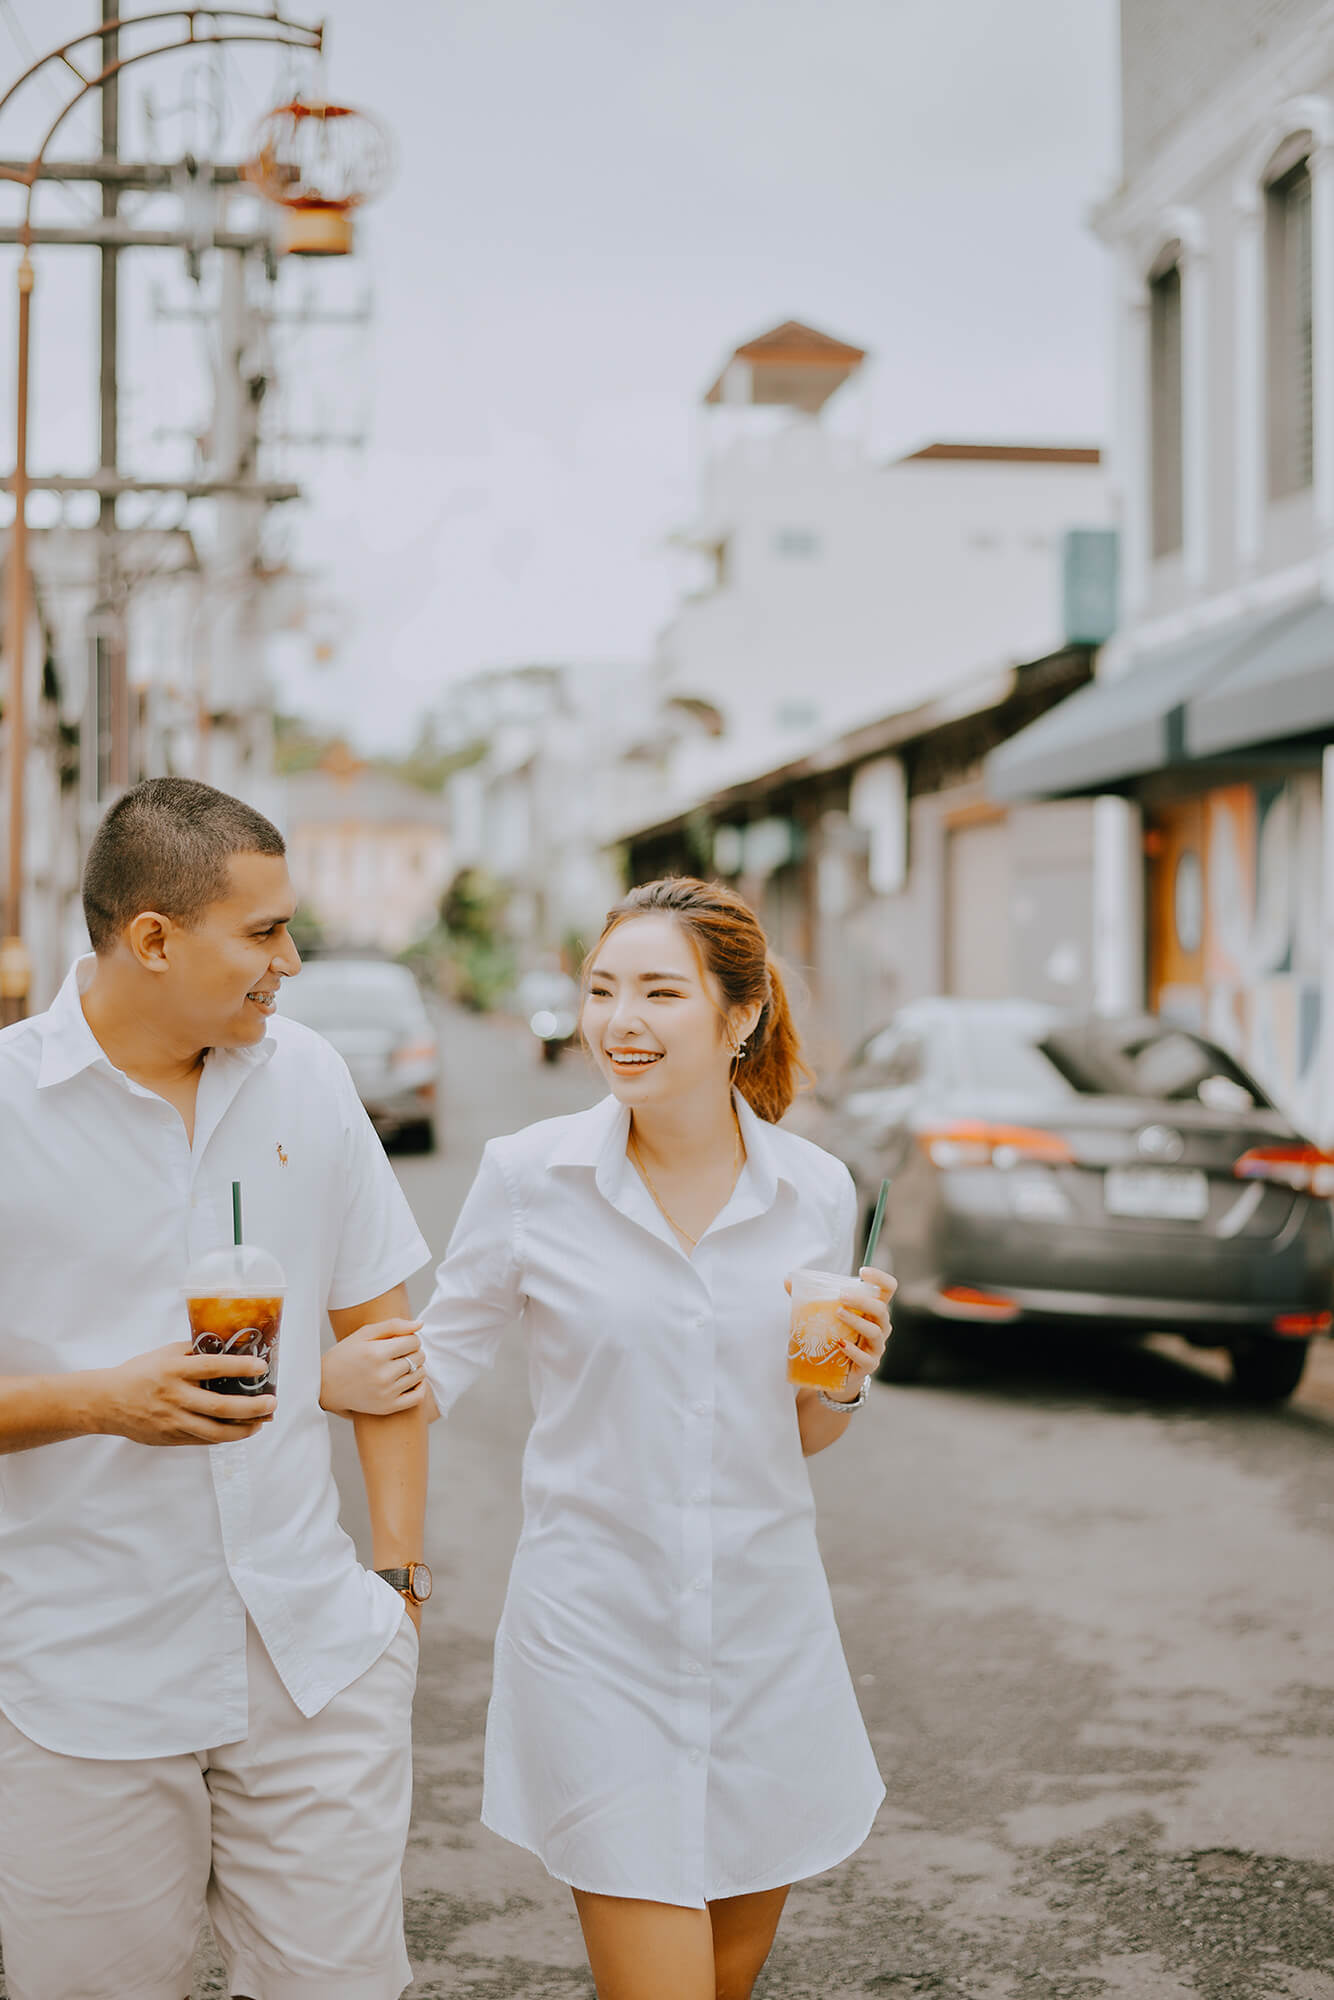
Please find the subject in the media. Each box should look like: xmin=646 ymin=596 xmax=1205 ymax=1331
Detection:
xmin=788 ymin=1268 xmax=879 ymax=1307
xmin=184 ymin=1243 xmax=286 ymax=1297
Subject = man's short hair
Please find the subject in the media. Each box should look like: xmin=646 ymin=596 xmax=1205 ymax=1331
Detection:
xmin=82 ymin=777 xmax=286 ymax=954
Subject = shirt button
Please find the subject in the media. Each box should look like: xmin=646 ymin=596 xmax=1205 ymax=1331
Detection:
xmin=693 ymin=1576 xmax=708 ymax=1592
xmin=692 ymin=1401 xmax=710 ymax=1418
xmin=690 ymin=1489 xmax=707 ymax=1505
xmin=688 ymin=1749 xmax=702 ymax=1765
xmin=685 ymin=1660 xmax=703 ymax=1676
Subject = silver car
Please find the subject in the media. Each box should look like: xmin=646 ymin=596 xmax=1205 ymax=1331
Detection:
xmin=280 ymin=958 xmax=440 ymax=1152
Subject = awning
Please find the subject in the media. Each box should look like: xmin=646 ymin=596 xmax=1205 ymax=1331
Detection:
xmin=984 ymin=605 xmax=1304 ymax=803
xmin=1186 ymin=597 xmax=1334 ymax=755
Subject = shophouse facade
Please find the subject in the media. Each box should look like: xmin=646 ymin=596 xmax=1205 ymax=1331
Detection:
xmin=624 ymin=633 xmax=1111 ymax=1072
xmin=989 ymin=0 xmax=1334 ymax=1139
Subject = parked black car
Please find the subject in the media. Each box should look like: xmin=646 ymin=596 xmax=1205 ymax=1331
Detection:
xmin=822 ymin=999 xmax=1334 ymax=1403
xmin=279 ymin=958 xmax=440 ymax=1152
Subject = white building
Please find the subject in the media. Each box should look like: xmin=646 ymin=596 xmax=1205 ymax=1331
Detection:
xmin=989 ymin=0 xmax=1334 ymax=1138
xmin=284 ymin=754 xmax=452 ymax=957
xmin=653 ymin=320 xmax=1111 ymax=816
xmin=442 ymin=662 xmax=656 ymax=960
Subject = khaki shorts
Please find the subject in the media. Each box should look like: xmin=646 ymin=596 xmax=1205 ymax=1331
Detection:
xmin=0 ymin=1611 xmax=418 ymax=2000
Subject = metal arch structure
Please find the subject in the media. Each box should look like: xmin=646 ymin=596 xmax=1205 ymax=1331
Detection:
xmin=0 ymin=11 xmax=323 ymax=219
xmin=0 ymin=8 xmax=324 ymax=1020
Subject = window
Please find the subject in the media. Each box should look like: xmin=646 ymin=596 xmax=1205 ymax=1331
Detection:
xmin=1266 ymin=152 xmax=1314 ymax=499
xmin=1148 ymin=255 xmax=1183 ymax=557
xmin=772 ymin=528 xmax=820 ymax=559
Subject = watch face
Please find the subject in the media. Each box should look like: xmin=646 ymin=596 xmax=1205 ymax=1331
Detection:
xmin=411 ymin=1562 xmax=433 ymax=1603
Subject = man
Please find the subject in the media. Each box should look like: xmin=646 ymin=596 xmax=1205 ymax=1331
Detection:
xmin=0 ymin=777 xmax=433 ymax=2000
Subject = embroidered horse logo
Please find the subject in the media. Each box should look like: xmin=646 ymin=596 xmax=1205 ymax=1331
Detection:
xmin=276 ymin=1143 xmax=288 ymax=1167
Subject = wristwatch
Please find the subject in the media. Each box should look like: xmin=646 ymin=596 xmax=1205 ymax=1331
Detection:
xmin=817 ymin=1374 xmax=871 ymax=1414
xmin=376 ymin=1562 xmax=433 ymax=1604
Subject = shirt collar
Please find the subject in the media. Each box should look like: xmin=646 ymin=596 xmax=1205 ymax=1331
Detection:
xmin=36 ymin=955 xmax=276 ymax=1092
xmin=549 ymin=1088 xmax=795 ymax=1213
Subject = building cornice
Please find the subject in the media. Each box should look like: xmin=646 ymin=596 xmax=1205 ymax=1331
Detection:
xmin=1093 ymin=1 xmax=1334 ymax=242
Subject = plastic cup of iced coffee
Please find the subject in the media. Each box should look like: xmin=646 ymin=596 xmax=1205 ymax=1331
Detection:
xmin=185 ymin=1243 xmax=286 ymax=1402
xmin=786 ymin=1269 xmax=880 ymax=1392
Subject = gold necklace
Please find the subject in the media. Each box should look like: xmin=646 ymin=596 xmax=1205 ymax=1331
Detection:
xmin=629 ymin=1118 xmax=744 ymax=1249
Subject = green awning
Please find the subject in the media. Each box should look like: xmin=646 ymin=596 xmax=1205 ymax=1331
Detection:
xmin=1186 ymin=597 xmax=1334 ymax=755
xmin=984 ymin=606 xmax=1302 ymax=803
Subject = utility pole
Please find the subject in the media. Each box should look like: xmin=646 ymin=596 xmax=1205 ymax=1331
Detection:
xmin=206 ymin=243 xmax=268 ymax=795
xmin=0 ymin=7 xmax=341 ymax=1018
xmin=98 ymin=0 xmax=126 ymax=796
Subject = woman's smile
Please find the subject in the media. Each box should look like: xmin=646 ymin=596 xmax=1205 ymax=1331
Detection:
xmin=605 ymin=1047 xmax=664 ymax=1075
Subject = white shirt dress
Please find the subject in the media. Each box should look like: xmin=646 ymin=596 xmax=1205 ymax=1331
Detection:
xmin=419 ymin=1091 xmax=885 ymax=1908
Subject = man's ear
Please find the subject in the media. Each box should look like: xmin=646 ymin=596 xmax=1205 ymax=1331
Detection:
xmin=126 ymin=911 xmax=172 ymax=972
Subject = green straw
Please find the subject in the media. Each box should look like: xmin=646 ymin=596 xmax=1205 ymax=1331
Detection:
xmin=232 ymin=1181 xmax=243 ymax=1248
xmin=860 ymin=1177 xmax=891 ymax=1271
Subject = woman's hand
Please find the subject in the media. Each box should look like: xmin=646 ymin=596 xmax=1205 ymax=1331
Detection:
xmin=826 ymin=1265 xmax=897 ymax=1402
xmin=320 ymin=1319 xmax=426 ymax=1418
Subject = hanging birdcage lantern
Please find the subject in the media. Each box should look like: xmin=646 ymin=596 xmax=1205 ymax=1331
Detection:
xmin=244 ymin=99 xmax=391 ymax=256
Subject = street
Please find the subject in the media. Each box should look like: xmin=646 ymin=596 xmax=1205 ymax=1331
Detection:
xmin=185 ymin=1003 xmax=1331 ymax=1999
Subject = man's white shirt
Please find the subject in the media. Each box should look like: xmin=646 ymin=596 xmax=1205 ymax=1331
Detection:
xmin=0 ymin=958 xmax=430 ymax=1759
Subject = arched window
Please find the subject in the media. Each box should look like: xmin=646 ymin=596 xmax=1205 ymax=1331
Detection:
xmin=1148 ymin=242 xmax=1184 ymax=557
xmin=1265 ymin=133 xmax=1314 ymax=498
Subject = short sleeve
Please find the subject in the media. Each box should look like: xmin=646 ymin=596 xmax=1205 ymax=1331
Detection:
xmin=418 ymin=1142 xmax=523 ymax=1421
xmin=326 ymin=1055 xmax=431 ymax=1310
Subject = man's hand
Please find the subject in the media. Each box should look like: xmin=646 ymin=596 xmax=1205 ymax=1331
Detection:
xmin=95 ymin=1343 xmax=276 ymax=1446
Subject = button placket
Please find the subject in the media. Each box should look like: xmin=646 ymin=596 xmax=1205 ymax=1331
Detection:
xmin=678 ymin=1272 xmax=715 ymax=1830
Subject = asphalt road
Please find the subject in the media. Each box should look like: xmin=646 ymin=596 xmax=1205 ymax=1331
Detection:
xmin=146 ymin=1008 xmax=1334 ymax=1996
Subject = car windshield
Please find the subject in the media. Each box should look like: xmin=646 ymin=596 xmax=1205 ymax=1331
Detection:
xmin=944 ymin=1009 xmax=1075 ymax=1101
xmin=281 ymin=965 xmax=425 ymax=1034
xmin=949 ymin=1013 xmax=1270 ymax=1108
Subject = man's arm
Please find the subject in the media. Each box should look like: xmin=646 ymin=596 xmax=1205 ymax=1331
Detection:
xmin=0 ymin=1373 xmax=105 ymax=1453
xmin=0 ymin=1349 xmax=274 ymax=1455
xmin=328 ymin=1282 xmax=430 ymax=1624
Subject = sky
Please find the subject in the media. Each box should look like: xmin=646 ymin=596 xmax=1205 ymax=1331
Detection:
xmin=0 ymin=0 xmax=1120 ymax=751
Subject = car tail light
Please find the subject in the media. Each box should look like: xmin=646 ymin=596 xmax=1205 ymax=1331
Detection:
xmin=936 ymin=1285 xmax=1022 ymax=1321
xmin=391 ymin=1039 xmax=437 ymax=1071
xmin=1271 ymin=1309 xmax=1333 ymax=1337
xmin=918 ymin=1122 xmax=1075 ymax=1169
xmin=1233 ymin=1146 xmax=1334 ymax=1197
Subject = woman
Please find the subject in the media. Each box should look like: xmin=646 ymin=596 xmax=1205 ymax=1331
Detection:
xmin=419 ymin=877 xmax=891 ymax=2000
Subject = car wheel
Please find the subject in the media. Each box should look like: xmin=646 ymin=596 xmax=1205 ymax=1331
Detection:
xmin=876 ymin=1307 xmax=933 ymax=1384
xmin=1228 ymin=1335 xmax=1309 ymax=1404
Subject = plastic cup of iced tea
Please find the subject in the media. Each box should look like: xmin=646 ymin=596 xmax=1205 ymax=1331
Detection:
xmin=185 ymin=1243 xmax=286 ymax=1401
xmin=786 ymin=1269 xmax=880 ymax=1392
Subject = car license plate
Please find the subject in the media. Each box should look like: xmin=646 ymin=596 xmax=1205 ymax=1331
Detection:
xmin=1103 ymin=1166 xmax=1209 ymax=1221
